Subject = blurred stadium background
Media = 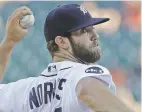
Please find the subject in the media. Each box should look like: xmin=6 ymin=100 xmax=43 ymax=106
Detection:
xmin=0 ymin=1 xmax=141 ymax=112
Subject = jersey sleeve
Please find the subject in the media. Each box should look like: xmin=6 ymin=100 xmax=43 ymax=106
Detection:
xmin=0 ymin=84 xmax=5 ymax=90
xmin=72 ymin=64 xmax=116 ymax=93
xmin=0 ymin=77 xmax=36 ymax=112
xmin=70 ymin=64 xmax=116 ymax=111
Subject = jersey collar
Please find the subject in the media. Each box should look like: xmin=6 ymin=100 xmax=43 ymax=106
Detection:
xmin=41 ymin=61 xmax=81 ymax=76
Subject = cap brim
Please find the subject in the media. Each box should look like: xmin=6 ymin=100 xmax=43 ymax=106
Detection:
xmin=68 ymin=18 xmax=109 ymax=32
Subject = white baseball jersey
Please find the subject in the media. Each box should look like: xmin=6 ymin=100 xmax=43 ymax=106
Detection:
xmin=0 ymin=61 xmax=116 ymax=112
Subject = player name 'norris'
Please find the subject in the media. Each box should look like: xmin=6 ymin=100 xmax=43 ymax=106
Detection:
xmin=29 ymin=78 xmax=67 ymax=109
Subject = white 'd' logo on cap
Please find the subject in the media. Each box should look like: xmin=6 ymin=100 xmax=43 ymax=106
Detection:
xmin=78 ymin=6 xmax=88 ymax=15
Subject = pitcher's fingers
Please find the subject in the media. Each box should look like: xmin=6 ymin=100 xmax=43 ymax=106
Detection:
xmin=21 ymin=28 xmax=28 ymax=36
xmin=11 ymin=6 xmax=30 ymax=16
xmin=13 ymin=6 xmax=33 ymax=20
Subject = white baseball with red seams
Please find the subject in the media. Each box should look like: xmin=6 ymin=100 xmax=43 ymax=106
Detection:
xmin=20 ymin=14 xmax=35 ymax=29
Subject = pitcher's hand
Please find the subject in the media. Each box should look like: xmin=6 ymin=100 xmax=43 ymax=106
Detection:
xmin=5 ymin=6 xmax=33 ymax=43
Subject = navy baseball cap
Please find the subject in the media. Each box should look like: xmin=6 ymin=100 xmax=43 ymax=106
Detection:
xmin=44 ymin=4 xmax=109 ymax=42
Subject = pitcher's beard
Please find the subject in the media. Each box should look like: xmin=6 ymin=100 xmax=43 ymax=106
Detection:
xmin=69 ymin=38 xmax=101 ymax=63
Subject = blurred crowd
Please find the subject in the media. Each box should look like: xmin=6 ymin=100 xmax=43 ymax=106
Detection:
xmin=0 ymin=1 xmax=141 ymax=112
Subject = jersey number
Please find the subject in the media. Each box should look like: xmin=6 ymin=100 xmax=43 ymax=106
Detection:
xmin=55 ymin=107 xmax=62 ymax=112
xmin=54 ymin=78 xmax=66 ymax=112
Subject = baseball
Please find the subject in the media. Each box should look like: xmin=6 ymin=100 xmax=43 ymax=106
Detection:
xmin=19 ymin=14 xmax=35 ymax=29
